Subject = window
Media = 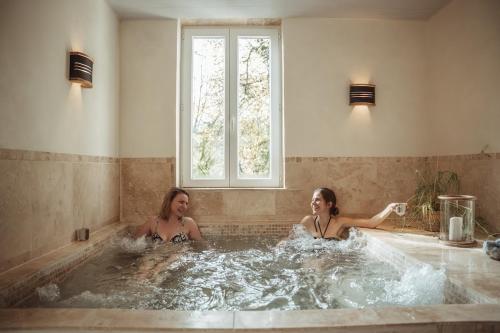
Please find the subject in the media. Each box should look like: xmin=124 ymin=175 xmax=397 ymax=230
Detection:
xmin=181 ymin=27 xmax=282 ymax=187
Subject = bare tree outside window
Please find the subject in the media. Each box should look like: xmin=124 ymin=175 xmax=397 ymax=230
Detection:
xmin=191 ymin=38 xmax=225 ymax=179
xmin=238 ymin=37 xmax=271 ymax=178
xmin=182 ymin=28 xmax=281 ymax=188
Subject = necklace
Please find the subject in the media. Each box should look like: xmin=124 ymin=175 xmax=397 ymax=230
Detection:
xmin=315 ymin=215 xmax=332 ymax=238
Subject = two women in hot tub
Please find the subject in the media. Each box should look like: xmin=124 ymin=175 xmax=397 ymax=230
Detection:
xmin=134 ymin=187 xmax=203 ymax=243
xmin=134 ymin=186 xmax=399 ymax=243
xmin=301 ymin=187 xmax=399 ymax=240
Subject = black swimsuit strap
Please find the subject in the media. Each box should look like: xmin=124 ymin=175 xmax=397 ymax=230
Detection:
xmin=314 ymin=215 xmax=332 ymax=239
xmin=153 ymin=217 xmax=159 ymax=233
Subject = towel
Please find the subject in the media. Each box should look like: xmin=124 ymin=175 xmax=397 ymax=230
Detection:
xmin=483 ymin=239 xmax=500 ymax=261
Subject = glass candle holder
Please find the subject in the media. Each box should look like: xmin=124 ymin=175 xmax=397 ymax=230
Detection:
xmin=438 ymin=195 xmax=476 ymax=247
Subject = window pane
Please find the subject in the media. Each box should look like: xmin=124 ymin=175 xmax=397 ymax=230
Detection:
xmin=237 ymin=37 xmax=271 ymax=178
xmin=191 ymin=37 xmax=225 ymax=179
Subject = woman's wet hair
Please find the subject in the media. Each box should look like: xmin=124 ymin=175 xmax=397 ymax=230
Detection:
xmin=314 ymin=187 xmax=340 ymax=216
xmin=159 ymin=187 xmax=190 ymax=220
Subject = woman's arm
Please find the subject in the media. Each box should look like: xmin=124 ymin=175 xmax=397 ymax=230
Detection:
xmin=337 ymin=203 xmax=398 ymax=229
xmin=186 ymin=217 xmax=203 ymax=241
xmin=134 ymin=218 xmax=153 ymax=239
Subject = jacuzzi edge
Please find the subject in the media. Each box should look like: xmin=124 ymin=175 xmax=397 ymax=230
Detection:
xmin=362 ymin=228 xmax=500 ymax=305
xmin=0 ymin=223 xmax=130 ymax=307
xmin=1 ymin=223 xmax=499 ymax=332
xmin=0 ymin=304 xmax=499 ymax=331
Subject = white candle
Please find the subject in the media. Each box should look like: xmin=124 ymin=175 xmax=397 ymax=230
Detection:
xmin=449 ymin=217 xmax=463 ymax=241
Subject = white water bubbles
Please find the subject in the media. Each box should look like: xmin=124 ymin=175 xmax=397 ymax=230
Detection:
xmin=282 ymin=224 xmax=367 ymax=253
xmin=118 ymin=235 xmax=148 ymax=253
xmin=383 ymin=264 xmax=446 ymax=306
xmin=21 ymin=227 xmax=448 ymax=311
xmin=36 ymin=283 xmax=60 ymax=302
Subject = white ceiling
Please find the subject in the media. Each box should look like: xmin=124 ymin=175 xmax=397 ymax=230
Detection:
xmin=108 ymin=0 xmax=452 ymax=21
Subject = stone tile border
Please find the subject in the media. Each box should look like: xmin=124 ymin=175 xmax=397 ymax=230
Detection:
xmin=0 ymin=304 xmax=499 ymax=332
xmin=200 ymin=223 xmax=294 ymax=237
xmin=2 ymin=148 xmax=496 ymax=166
xmin=0 ymin=148 xmax=119 ymax=163
xmin=285 ymin=156 xmax=424 ymax=163
xmin=285 ymin=152 xmax=500 ymax=163
xmin=120 ymin=157 xmax=175 ymax=163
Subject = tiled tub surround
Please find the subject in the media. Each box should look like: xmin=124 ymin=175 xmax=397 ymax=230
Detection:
xmin=424 ymin=153 xmax=500 ymax=234
xmin=120 ymin=156 xmax=422 ymax=226
xmin=120 ymin=157 xmax=176 ymax=225
xmin=121 ymin=153 xmax=500 ymax=232
xmin=1 ymin=224 xmax=500 ymax=332
xmin=1 ymin=305 xmax=499 ymax=332
xmin=363 ymin=229 xmax=500 ymax=305
xmin=0 ymin=149 xmax=120 ymax=272
xmin=0 ymin=224 xmax=129 ymax=308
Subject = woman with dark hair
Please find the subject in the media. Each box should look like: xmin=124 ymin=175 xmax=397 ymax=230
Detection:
xmin=134 ymin=187 xmax=203 ymax=242
xmin=301 ymin=187 xmax=399 ymax=240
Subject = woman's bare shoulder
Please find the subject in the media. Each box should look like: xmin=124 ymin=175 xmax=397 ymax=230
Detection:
xmin=183 ymin=216 xmax=197 ymax=225
xmin=300 ymin=215 xmax=315 ymax=225
xmin=146 ymin=215 xmax=159 ymax=225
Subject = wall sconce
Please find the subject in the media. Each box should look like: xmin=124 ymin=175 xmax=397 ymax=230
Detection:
xmin=349 ymin=84 xmax=375 ymax=105
xmin=69 ymin=51 xmax=93 ymax=88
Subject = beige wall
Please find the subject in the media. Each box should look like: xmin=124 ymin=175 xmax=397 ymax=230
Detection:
xmin=119 ymin=20 xmax=178 ymax=158
xmin=424 ymin=0 xmax=500 ymax=232
xmin=283 ymin=18 xmax=428 ymax=157
xmin=0 ymin=0 xmax=120 ymax=157
xmin=426 ymin=0 xmax=500 ymax=155
xmin=117 ymin=2 xmax=500 ymax=160
xmin=118 ymin=18 xmax=430 ymax=159
xmin=118 ymin=1 xmax=500 ymax=232
xmin=1 ymin=0 xmax=500 ymax=272
xmin=0 ymin=0 xmax=120 ymax=272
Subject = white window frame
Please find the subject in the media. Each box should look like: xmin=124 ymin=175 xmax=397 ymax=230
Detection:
xmin=181 ymin=27 xmax=282 ymax=188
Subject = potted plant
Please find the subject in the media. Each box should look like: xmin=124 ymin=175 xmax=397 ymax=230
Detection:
xmin=406 ymin=168 xmax=460 ymax=231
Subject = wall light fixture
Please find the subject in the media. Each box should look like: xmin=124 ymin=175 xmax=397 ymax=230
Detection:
xmin=349 ymin=84 xmax=375 ymax=105
xmin=69 ymin=51 xmax=93 ymax=88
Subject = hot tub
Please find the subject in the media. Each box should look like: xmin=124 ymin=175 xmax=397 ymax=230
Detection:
xmin=1 ymin=223 xmax=499 ymax=332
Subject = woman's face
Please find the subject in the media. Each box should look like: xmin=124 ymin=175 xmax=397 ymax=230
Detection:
xmin=311 ymin=191 xmax=332 ymax=215
xmin=170 ymin=193 xmax=189 ymax=218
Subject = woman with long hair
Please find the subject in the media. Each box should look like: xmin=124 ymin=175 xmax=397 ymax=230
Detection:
xmin=134 ymin=187 xmax=203 ymax=243
xmin=301 ymin=187 xmax=399 ymax=240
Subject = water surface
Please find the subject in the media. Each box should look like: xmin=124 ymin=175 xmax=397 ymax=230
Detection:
xmin=23 ymin=226 xmax=446 ymax=310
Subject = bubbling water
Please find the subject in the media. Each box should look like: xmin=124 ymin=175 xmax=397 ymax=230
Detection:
xmin=23 ymin=227 xmax=446 ymax=310
xmin=119 ymin=235 xmax=148 ymax=253
xmin=36 ymin=283 xmax=60 ymax=302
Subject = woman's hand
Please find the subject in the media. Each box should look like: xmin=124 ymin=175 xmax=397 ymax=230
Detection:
xmin=387 ymin=203 xmax=399 ymax=212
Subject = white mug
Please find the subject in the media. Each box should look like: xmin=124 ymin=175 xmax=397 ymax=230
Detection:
xmin=395 ymin=203 xmax=407 ymax=216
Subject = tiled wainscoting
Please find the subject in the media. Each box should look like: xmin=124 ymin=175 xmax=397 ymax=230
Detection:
xmin=121 ymin=154 xmax=500 ymax=232
xmin=0 ymin=149 xmax=120 ymax=272
xmin=1 ymin=150 xmax=498 ymax=275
